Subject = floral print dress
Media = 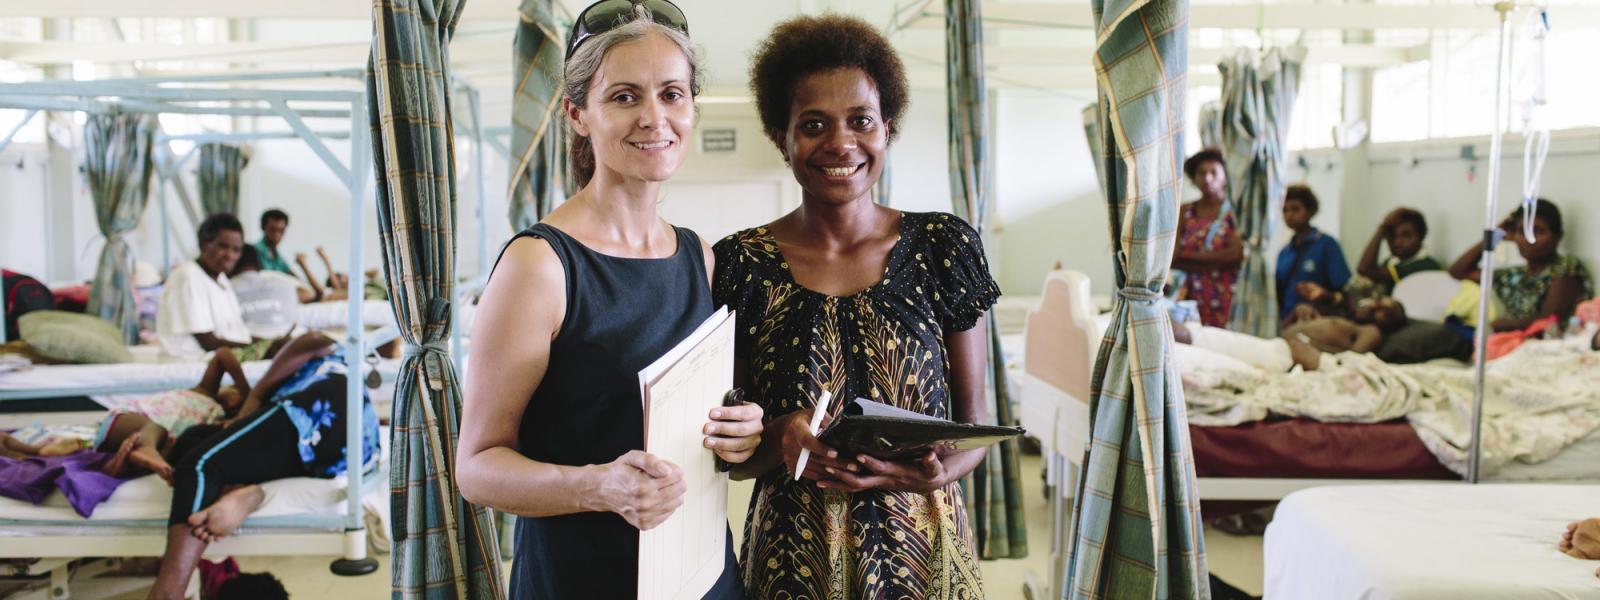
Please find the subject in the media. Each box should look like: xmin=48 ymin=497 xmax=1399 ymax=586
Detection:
xmin=713 ymin=211 xmax=1000 ymax=600
xmin=1177 ymin=202 xmax=1238 ymax=327
xmin=1493 ymin=255 xmax=1594 ymax=322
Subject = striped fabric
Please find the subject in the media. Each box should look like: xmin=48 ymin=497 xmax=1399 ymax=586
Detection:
xmin=1065 ymin=0 xmax=1209 ymax=598
xmin=1208 ymin=49 xmax=1302 ymax=337
xmin=84 ymin=111 xmax=155 ymax=344
xmin=945 ymin=0 xmax=1029 ymax=561
xmin=368 ymin=0 xmax=504 ymax=597
xmin=507 ymin=0 xmax=565 ymax=230
xmin=197 ymin=143 xmax=248 ymax=217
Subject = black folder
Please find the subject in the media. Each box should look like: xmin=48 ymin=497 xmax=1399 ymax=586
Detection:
xmin=816 ymin=397 xmax=1024 ymax=460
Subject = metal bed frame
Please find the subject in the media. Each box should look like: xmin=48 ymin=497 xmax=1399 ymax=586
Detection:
xmin=0 ymin=69 xmax=498 ymax=596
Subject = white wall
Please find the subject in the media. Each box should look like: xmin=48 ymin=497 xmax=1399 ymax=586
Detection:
xmin=1292 ymin=129 xmax=1600 ymax=276
xmin=991 ymin=89 xmax=1111 ymax=297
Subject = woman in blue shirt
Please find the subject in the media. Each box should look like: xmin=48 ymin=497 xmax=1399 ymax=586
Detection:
xmin=1276 ymin=184 xmax=1351 ymax=320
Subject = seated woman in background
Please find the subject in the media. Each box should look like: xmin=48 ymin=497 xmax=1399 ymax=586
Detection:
xmin=1277 ymin=184 xmax=1351 ymax=324
xmin=1173 ymin=148 xmax=1243 ymax=327
xmin=231 ymin=245 xmax=313 ymax=340
xmin=157 ymin=214 xmax=254 ymax=358
xmin=147 ymin=331 xmax=380 ymax=600
xmin=1448 ymin=199 xmax=1593 ymax=332
xmin=1357 ymin=207 xmax=1442 ymax=294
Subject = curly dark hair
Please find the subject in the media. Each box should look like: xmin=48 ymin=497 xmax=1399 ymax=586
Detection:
xmin=1510 ymin=198 xmax=1564 ymax=236
xmin=197 ymin=213 xmax=244 ymax=246
xmin=1284 ymin=184 xmax=1319 ymax=216
xmin=748 ymin=14 xmax=909 ymax=148
xmin=1183 ymin=148 xmax=1226 ymax=180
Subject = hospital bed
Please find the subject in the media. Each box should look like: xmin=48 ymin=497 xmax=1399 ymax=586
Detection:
xmin=1264 ymin=484 xmax=1600 ymax=598
xmin=1009 ymin=269 xmax=1600 ymax=595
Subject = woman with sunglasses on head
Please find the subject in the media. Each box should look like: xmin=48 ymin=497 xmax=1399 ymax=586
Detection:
xmin=455 ymin=2 xmax=760 ymax=598
xmin=713 ymin=15 xmax=997 ymax=598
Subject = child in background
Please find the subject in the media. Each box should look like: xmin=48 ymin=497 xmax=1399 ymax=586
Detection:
xmin=1277 ymin=184 xmax=1352 ymax=323
xmin=1357 ymin=207 xmax=1443 ymax=294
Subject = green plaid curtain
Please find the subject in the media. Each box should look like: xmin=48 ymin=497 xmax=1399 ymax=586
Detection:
xmin=1212 ymin=49 xmax=1301 ymax=336
xmin=197 ymin=143 xmax=248 ymax=217
xmin=368 ymin=0 xmax=503 ymax=597
xmin=946 ymin=0 xmax=1028 ymax=561
xmin=1064 ymin=0 xmax=1208 ymax=597
xmin=84 ymin=111 xmax=155 ymax=344
xmin=508 ymin=0 xmax=564 ymax=230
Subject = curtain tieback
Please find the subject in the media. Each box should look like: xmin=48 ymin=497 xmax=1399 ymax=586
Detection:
xmin=403 ymin=341 xmax=451 ymax=391
xmin=1118 ymin=286 xmax=1160 ymax=304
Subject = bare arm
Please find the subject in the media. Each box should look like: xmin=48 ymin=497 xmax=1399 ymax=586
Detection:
xmin=455 ymin=238 xmax=685 ymax=529
xmin=1351 ymin=324 xmax=1384 ymax=354
xmin=197 ymin=348 xmax=251 ymax=398
xmin=1358 ymin=224 xmax=1389 ymax=282
xmin=1176 ymin=227 xmax=1244 ymax=272
xmin=295 ymin=254 xmax=325 ymax=301
xmin=1448 ymin=242 xmax=1485 ymax=282
xmin=229 ymin=333 xmax=335 ymax=422
xmin=1490 ymin=275 xmax=1583 ymax=332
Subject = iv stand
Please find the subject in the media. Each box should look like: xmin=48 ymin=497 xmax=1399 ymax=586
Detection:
xmin=1467 ymin=1 xmax=1518 ymax=484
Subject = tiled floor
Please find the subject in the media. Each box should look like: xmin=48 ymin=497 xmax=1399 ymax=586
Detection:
xmin=86 ymin=454 xmax=1264 ymax=599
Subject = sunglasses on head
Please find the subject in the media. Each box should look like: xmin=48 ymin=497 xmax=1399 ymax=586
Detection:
xmin=566 ymin=0 xmax=689 ymax=60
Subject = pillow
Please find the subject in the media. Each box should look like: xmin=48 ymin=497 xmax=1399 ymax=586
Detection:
xmin=18 ymin=310 xmax=135 ymax=364
xmin=1376 ymin=319 xmax=1472 ymax=365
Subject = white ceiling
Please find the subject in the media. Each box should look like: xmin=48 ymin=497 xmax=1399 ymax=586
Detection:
xmin=3 ymin=0 xmax=1596 ymax=98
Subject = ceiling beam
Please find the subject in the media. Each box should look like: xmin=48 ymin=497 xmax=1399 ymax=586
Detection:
xmin=908 ymin=2 xmax=1600 ymax=31
xmin=0 ymin=0 xmax=524 ymax=22
xmin=4 ymin=37 xmax=1421 ymax=70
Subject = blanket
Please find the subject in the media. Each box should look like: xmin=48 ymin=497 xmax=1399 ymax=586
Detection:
xmin=0 ymin=451 xmax=125 ymax=517
xmin=1183 ymin=341 xmax=1600 ymax=476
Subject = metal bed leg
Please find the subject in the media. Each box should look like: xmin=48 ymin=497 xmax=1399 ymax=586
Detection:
xmin=329 ymin=529 xmax=378 ymax=576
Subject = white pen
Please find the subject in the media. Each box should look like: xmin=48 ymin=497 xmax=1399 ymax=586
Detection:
xmin=793 ymin=390 xmax=834 ymax=482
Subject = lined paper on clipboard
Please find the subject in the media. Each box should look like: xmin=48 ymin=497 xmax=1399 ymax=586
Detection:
xmin=637 ymin=306 xmax=735 ymax=600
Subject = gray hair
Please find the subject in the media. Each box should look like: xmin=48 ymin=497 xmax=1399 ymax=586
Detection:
xmin=564 ymin=5 xmax=702 ymax=188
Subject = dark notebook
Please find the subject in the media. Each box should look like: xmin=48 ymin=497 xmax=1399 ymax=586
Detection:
xmin=816 ymin=398 xmax=1024 ymax=460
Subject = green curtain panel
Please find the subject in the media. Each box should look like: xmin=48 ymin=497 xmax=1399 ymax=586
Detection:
xmin=945 ymin=0 xmax=1028 ymax=561
xmin=507 ymin=0 xmax=564 ymax=231
xmin=1211 ymin=49 xmax=1302 ymax=336
xmin=84 ymin=111 xmax=155 ymax=344
xmin=368 ymin=0 xmax=503 ymax=597
xmin=1064 ymin=0 xmax=1209 ymax=597
xmin=197 ymin=143 xmax=248 ymax=217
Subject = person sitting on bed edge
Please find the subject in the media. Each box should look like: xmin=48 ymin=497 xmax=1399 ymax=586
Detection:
xmin=158 ymin=213 xmax=280 ymax=362
xmin=147 ymin=330 xmax=379 ymax=600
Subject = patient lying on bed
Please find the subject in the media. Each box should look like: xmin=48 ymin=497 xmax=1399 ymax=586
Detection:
xmin=1175 ymin=296 xmax=1408 ymax=371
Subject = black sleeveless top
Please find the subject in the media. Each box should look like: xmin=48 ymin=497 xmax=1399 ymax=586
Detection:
xmin=497 ymin=223 xmax=742 ymax=600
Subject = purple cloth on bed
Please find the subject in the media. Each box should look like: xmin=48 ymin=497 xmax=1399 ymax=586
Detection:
xmin=0 ymin=451 xmax=125 ymax=517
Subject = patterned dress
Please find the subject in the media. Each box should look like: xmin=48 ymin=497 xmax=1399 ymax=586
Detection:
xmin=712 ymin=211 xmax=999 ymax=600
xmin=268 ymin=346 xmax=381 ymax=477
xmin=1176 ymin=202 xmax=1238 ymax=327
xmin=1493 ymin=255 xmax=1594 ymax=321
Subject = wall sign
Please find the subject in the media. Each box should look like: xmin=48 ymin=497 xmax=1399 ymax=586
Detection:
xmin=700 ymin=128 xmax=736 ymax=153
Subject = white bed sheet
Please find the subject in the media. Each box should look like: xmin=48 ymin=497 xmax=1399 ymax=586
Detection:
xmin=0 ymin=472 xmax=371 ymax=525
xmin=0 ymin=355 xmax=272 ymax=393
xmin=1265 ymin=484 xmax=1600 ymax=599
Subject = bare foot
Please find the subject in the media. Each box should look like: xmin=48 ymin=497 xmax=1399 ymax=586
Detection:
xmin=128 ymin=444 xmax=173 ymax=483
xmin=186 ymin=485 xmax=265 ymax=543
xmin=101 ymin=433 xmax=140 ymax=477
xmin=38 ymin=439 xmax=80 ymax=457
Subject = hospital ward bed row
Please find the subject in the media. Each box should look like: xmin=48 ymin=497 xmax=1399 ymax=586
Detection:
xmin=1003 ymin=269 xmax=1600 ymax=599
xmin=0 ymin=301 xmax=403 ymax=599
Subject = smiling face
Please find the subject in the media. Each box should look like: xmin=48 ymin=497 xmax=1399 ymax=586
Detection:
xmin=777 ymin=68 xmax=888 ymax=207
xmin=567 ymin=30 xmax=695 ymax=186
xmin=199 ymin=229 xmax=244 ymax=276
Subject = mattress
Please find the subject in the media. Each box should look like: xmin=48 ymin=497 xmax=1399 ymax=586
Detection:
xmin=0 ymin=470 xmax=378 ymax=527
xmin=1264 ymin=484 xmax=1600 ymax=599
xmin=0 ymin=354 xmax=272 ymax=394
